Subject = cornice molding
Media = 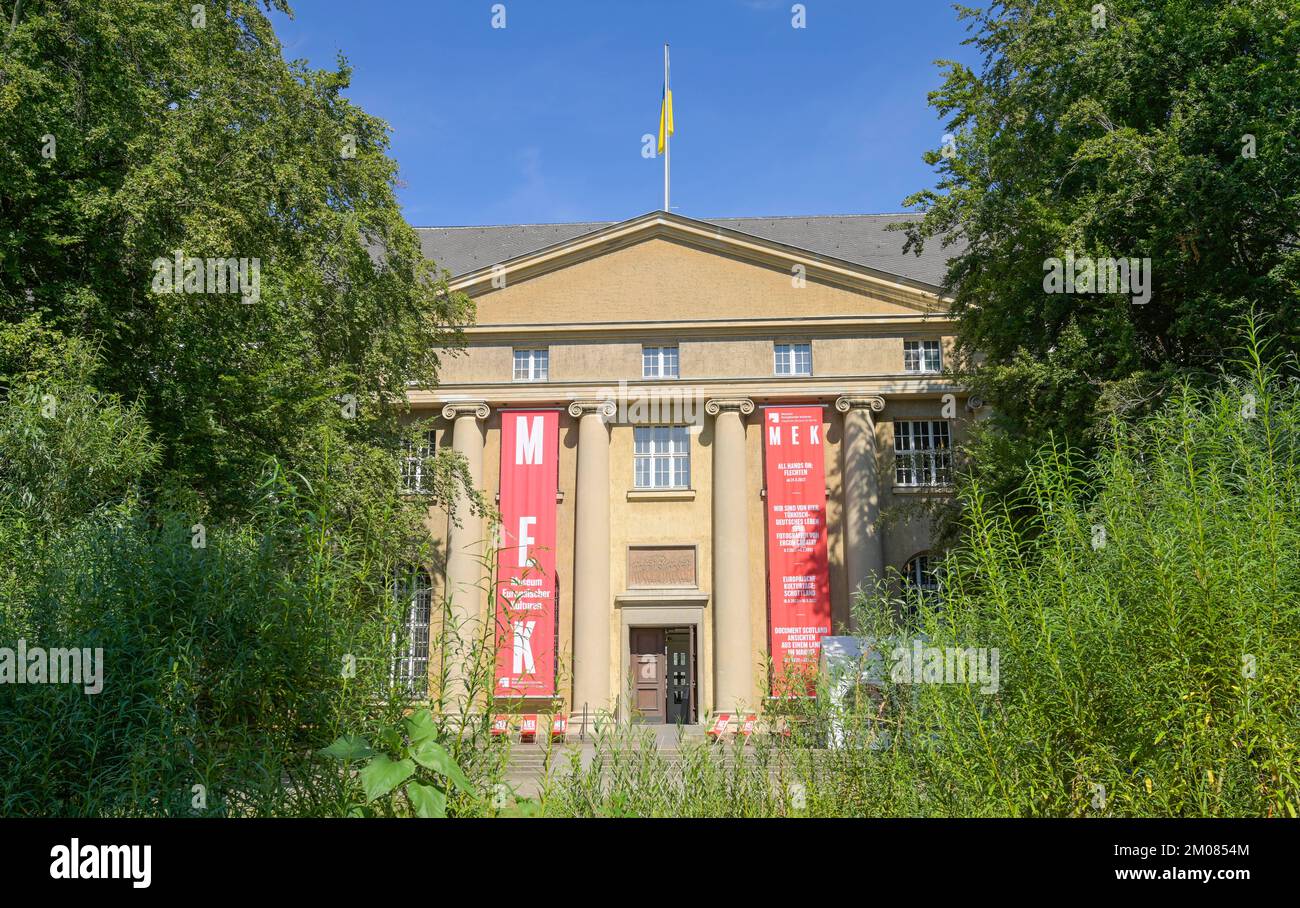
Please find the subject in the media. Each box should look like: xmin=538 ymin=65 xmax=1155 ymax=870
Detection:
xmin=459 ymin=314 xmax=955 ymax=340
xmin=413 ymin=377 xmax=959 ymax=402
xmin=411 ymin=381 xmax=963 ymax=411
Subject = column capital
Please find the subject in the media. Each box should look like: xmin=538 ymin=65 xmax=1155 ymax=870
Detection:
xmin=834 ymin=395 xmax=886 ymax=414
xmin=441 ymin=400 xmax=490 ymax=421
xmin=705 ymin=398 xmax=755 ymax=417
xmin=567 ymin=399 xmax=616 ymax=420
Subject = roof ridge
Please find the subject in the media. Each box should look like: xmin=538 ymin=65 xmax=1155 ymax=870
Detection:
xmin=413 ymin=212 xmax=916 ymax=230
xmin=412 ymin=220 xmax=614 ymax=230
xmin=713 ymin=212 xmax=913 ymax=221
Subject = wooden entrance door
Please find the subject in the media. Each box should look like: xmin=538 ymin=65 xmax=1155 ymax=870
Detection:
xmin=630 ymin=628 xmax=666 ymax=723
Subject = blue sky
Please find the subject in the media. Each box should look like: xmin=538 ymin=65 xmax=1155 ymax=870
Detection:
xmin=271 ymin=1 xmax=978 ymax=226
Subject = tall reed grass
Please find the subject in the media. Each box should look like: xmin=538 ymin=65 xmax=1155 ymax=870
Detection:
xmin=0 ymin=356 xmax=507 ymax=816
xmin=544 ymin=343 xmax=1299 ymax=817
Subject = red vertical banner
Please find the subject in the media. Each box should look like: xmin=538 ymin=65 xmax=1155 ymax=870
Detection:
xmin=495 ymin=410 xmax=559 ymax=698
xmin=762 ymin=406 xmax=832 ymax=692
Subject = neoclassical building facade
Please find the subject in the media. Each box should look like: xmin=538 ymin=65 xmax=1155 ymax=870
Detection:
xmin=403 ymin=211 xmax=968 ymax=727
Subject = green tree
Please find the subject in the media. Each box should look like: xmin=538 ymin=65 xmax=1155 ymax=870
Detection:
xmin=904 ymin=0 xmax=1300 ymax=506
xmin=0 ymin=0 xmax=474 ymax=516
xmin=0 ymin=2 xmax=497 ymax=816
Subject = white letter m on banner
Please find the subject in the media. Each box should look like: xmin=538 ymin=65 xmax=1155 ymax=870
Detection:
xmin=516 ymin=416 xmax=543 ymax=465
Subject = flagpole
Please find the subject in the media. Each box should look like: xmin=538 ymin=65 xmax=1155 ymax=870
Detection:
xmin=664 ymin=43 xmax=670 ymax=212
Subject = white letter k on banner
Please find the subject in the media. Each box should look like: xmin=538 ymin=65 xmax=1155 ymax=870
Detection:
xmin=512 ymin=620 xmax=536 ymax=675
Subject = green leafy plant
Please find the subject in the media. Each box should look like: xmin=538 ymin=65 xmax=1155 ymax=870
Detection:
xmin=319 ymin=710 xmax=477 ymax=818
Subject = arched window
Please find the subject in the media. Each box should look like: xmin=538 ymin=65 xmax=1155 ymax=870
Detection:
xmin=902 ymin=553 xmax=941 ymax=604
xmin=391 ymin=567 xmax=432 ymax=697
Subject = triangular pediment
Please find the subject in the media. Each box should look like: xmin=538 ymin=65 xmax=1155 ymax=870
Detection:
xmin=449 ymin=212 xmax=949 ymax=322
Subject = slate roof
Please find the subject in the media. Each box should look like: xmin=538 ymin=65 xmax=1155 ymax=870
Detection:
xmin=413 ymin=212 xmax=960 ymax=288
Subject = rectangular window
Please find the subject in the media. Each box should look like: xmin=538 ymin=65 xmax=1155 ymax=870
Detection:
xmin=633 ymin=425 xmax=691 ymax=489
xmin=904 ymin=340 xmax=942 ymax=373
xmin=400 ymin=429 xmax=436 ymax=493
xmin=642 ymin=345 xmax=680 ymax=378
xmin=391 ymin=568 xmax=432 ymax=698
xmin=513 ymin=348 xmax=549 ymax=382
xmin=893 ymin=420 xmax=953 ymax=486
xmin=774 ymin=342 xmax=812 ymax=376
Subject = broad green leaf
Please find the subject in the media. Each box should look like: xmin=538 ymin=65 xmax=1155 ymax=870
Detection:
xmin=411 ymin=740 xmax=474 ymax=794
xmin=403 ymin=709 xmax=439 ymax=746
xmin=407 ymin=782 xmax=448 ymax=818
xmin=318 ymin=734 xmax=374 ymax=762
xmin=377 ymin=724 xmax=404 ymax=753
xmin=360 ymin=755 xmax=415 ymax=802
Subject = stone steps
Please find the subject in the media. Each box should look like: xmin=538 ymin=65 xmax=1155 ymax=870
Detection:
xmin=493 ymin=725 xmax=852 ymax=801
xmin=500 ymin=733 xmax=778 ymax=799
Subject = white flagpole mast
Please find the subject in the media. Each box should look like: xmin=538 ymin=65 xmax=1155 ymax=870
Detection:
xmin=664 ymin=43 xmax=670 ymax=212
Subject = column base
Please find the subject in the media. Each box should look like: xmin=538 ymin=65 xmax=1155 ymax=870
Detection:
xmin=566 ymin=706 xmax=613 ymax=739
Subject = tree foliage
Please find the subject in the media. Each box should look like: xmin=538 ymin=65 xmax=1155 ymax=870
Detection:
xmin=0 ymin=2 xmax=497 ymax=815
xmin=905 ymin=0 xmax=1300 ymax=501
xmin=0 ymin=0 xmax=474 ymax=515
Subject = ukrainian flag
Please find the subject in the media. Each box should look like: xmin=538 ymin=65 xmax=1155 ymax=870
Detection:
xmin=658 ymin=83 xmax=674 ymax=155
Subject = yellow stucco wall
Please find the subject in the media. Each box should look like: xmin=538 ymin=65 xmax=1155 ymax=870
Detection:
xmin=410 ymin=226 xmax=966 ymax=715
xmin=469 ymin=237 xmax=930 ymax=324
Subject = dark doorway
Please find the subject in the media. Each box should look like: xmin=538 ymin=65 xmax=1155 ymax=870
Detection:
xmin=665 ymin=628 xmax=694 ymax=725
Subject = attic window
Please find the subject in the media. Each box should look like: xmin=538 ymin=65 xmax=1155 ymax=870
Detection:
xmin=513 ymin=348 xmax=549 ymax=382
xmin=774 ymin=342 xmax=812 ymax=377
xmin=904 ymin=340 xmax=942 ymax=374
xmin=643 ymin=345 xmax=680 ymax=378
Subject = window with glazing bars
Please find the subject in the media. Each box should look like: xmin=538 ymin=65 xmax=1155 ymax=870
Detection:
xmin=400 ymin=429 xmax=436 ymax=493
xmin=893 ymin=420 xmax=952 ymax=486
xmin=391 ymin=568 xmax=432 ymax=697
xmin=902 ymin=553 xmax=942 ymax=614
xmin=633 ymin=425 xmax=690 ymax=489
xmin=513 ymin=348 xmax=549 ymax=382
xmin=642 ymin=345 xmax=680 ymax=378
xmin=774 ymin=342 xmax=812 ymax=376
xmin=904 ymin=554 xmax=939 ymax=594
xmin=903 ymin=340 xmax=942 ymax=373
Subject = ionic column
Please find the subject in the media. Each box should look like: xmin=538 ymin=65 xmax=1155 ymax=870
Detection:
xmin=705 ymin=398 xmax=755 ymax=717
xmin=567 ymin=400 xmax=615 ymax=720
xmin=441 ymin=401 xmax=490 ymax=712
xmin=835 ymin=395 xmax=886 ymax=628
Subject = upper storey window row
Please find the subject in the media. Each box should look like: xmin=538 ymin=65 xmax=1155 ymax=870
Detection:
xmin=506 ymin=339 xmax=945 ymax=381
